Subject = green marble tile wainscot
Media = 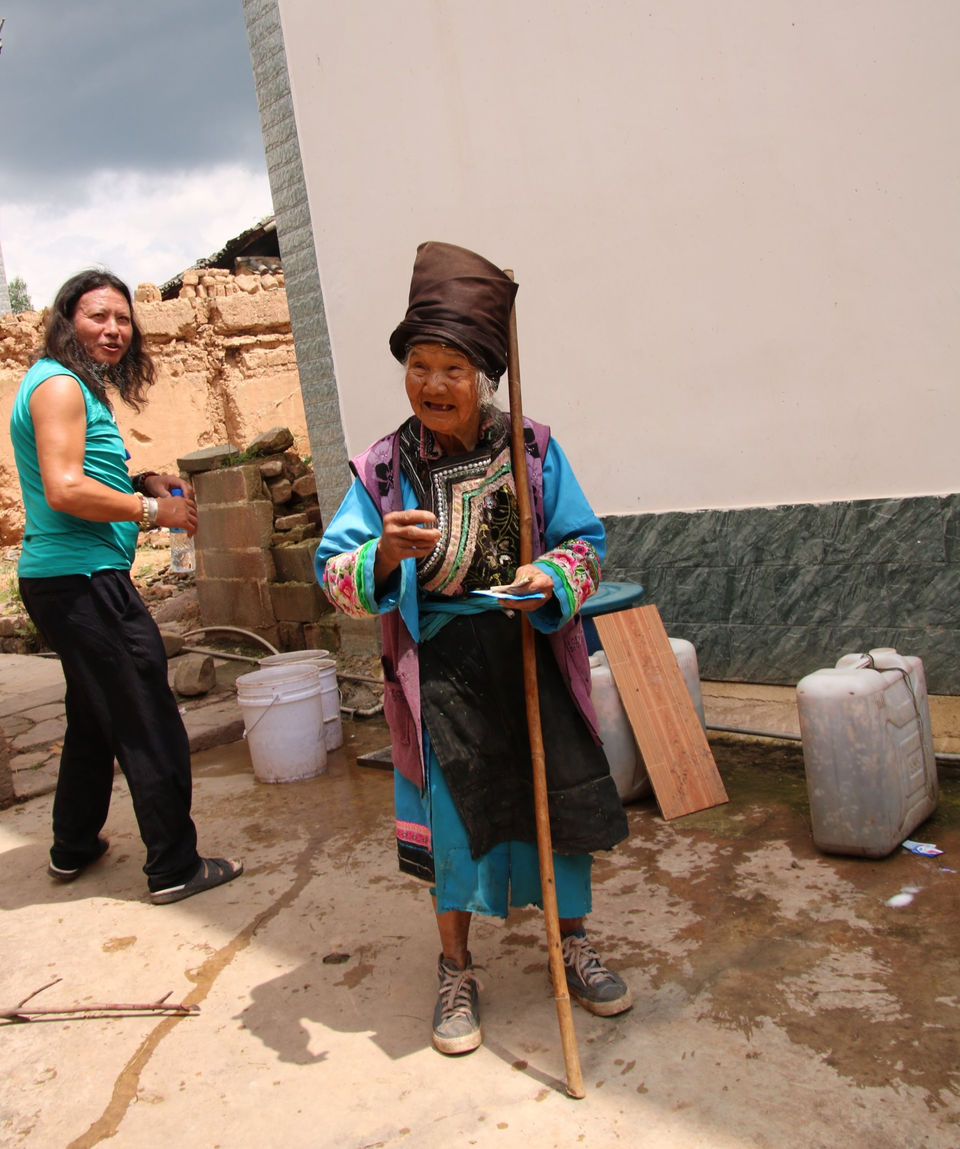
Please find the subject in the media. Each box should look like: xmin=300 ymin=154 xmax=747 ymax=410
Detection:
xmin=818 ymin=496 xmax=947 ymax=565
xmin=716 ymin=504 xmax=823 ymax=567
xmin=601 ymin=491 xmax=960 ymax=694
xmin=941 ymin=494 xmax=960 ymax=564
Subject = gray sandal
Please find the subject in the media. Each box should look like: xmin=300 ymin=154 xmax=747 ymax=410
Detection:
xmin=47 ymin=837 xmax=109 ymax=883
xmin=150 ymin=857 xmax=243 ymax=905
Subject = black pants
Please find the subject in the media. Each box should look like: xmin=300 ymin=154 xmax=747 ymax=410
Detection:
xmin=20 ymin=569 xmax=200 ymax=891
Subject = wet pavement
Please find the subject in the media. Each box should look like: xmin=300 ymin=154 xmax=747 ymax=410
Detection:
xmin=1 ymin=718 xmax=959 ymax=1148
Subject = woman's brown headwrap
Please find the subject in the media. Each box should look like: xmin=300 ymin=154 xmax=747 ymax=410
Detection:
xmin=389 ymin=241 xmax=518 ymax=385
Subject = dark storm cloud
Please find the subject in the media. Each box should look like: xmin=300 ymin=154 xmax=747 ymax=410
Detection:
xmin=0 ymin=0 xmax=266 ymax=201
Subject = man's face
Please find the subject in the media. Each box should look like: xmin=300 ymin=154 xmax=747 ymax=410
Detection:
xmin=72 ymin=286 xmax=133 ymax=366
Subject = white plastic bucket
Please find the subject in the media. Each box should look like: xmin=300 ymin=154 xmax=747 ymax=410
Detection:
xmin=257 ymin=651 xmax=344 ymax=751
xmin=236 ymin=664 xmax=327 ymax=784
xmin=315 ymin=658 xmax=343 ymax=751
xmin=258 ymin=649 xmax=331 ymax=668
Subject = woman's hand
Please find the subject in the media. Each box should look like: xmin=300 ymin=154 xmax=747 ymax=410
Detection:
xmin=143 ymin=473 xmax=194 ymax=500
xmin=374 ymin=509 xmax=441 ymax=589
xmin=144 ymin=474 xmax=197 ymax=535
xmin=500 ymin=563 xmax=554 ymax=612
xmin=153 ymin=491 xmax=198 ymax=536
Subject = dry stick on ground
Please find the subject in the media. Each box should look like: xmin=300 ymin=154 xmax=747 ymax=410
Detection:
xmin=1 ymin=977 xmax=198 ymax=1023
xmin=503 ymin=269 xmax=586 ymax=1101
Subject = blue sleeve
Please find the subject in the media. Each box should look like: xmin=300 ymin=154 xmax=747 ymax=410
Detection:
xmin=315 ymin=478 xmax=381 ymax=570
xmin=314 ymin=478 xmax=402 ymax=614
xmin=314 ymin=474 xmax=424 ymax=628
xmin=541 ymin=438 xmax=606 ymax=561
xmin=528 ymin=437 xmax=606 ymax=635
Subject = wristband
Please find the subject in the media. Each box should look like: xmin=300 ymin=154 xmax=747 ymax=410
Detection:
xmin=132 ymin=471 xmax=158 ymax=494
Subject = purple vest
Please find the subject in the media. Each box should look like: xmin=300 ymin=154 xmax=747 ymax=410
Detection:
xmin=351 ymin=416 xmax=599 ymax=789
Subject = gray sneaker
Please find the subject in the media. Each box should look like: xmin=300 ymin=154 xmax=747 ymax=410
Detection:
xmin=561 ymin=929 xmax=633 ymax=1016
xmin=432 ymin=954 xmax=483 ymax=1055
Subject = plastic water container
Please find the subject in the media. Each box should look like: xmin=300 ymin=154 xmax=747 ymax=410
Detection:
xmin=590 ymin=637 xmax=706 ymax=804
xmin=669 ymin=638 xmax=706 ymax=730
xmin=236 ymin=664 xmax=327 ymax=783
xmin=796 ymin=648 xmax=938 ymax=858
xmin=168 ymin=487 xmax=195 ymax=573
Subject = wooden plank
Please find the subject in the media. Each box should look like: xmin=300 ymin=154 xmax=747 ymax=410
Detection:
xmin=594 ymin=605 xmax=728 ymax=820
xmin=355 ymin=745 xmax=394 ymax=771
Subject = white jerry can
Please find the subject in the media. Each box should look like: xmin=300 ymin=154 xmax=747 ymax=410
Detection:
xmin=590 ymin=637 xmax=706 ymax=805
xmin=796 ymin=648 xmax=938 ymax=858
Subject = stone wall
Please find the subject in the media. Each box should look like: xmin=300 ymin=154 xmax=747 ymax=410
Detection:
xmin=0 ymin=267 xmax=311 ymax=544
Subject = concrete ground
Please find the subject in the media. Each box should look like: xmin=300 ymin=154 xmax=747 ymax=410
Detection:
xmin=2 ymin=694 xmax=959 ymax=1149
xmin=0 ymin=653 xmax=247 ymax=803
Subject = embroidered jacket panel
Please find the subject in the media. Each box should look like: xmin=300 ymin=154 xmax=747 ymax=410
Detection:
xmin=315 ymin=415 xmax=605 ymax=788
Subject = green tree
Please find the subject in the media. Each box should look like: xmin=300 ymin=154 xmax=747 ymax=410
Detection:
xmin=9 ymin=275 xmax=32 ymax=313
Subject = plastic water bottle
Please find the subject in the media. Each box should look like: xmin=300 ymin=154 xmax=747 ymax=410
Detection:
xmin=169 ymin=487 xmax=195 ymax=574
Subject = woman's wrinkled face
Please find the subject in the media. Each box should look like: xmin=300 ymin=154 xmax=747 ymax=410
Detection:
xmin=72 ymin=286 xmax=133 ymax=366
xmin=404 ymin=342 xmax=480 ymax=447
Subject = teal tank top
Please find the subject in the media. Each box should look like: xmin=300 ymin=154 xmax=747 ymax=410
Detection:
xmin=10 ymin=359 xmax=139 ymax=577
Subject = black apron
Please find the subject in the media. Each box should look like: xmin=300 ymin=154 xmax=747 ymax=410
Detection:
xmin=419 ymin=611 xmax=628 ymax=859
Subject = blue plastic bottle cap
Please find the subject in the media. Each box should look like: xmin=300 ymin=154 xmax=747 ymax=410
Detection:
xmin=172 ymin=487 xmax=183 ymax=497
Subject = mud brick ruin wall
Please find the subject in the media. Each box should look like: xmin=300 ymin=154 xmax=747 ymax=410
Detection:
xmin=188 ymin=443 xmax=379 ymax=656
xmin=0 ymin=266 xmax=309 ymax=545
xmin=190 ymin=444 xmax=331 ymax=652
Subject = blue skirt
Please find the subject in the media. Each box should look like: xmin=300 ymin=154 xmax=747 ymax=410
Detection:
xmin=395 ymin=731 xmax=593 ymax=920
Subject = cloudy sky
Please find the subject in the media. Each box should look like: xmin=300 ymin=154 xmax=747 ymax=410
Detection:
xmin=0 ymin=0 xmax=272 ymax=309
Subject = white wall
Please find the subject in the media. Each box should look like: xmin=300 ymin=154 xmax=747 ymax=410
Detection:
xmin=279 ymin=0 xmax=960 ymax=516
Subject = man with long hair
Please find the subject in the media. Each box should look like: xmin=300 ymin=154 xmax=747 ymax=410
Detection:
xmin=9 ymin=269 xmax=243 ymax=904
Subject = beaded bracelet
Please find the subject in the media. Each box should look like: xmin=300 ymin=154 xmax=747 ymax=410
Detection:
xmin=136 ymin=494 xmax=159 ymax=530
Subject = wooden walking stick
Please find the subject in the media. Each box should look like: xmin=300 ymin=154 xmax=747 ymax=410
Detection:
xmin=503 ymin=270 xmax=586 ymax=1100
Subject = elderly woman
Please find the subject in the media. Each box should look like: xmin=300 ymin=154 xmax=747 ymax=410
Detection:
xmin=10 ymin=269 xmax=243 ymax=904
xmin=316 ymin=243 xmax=630 ymax=1055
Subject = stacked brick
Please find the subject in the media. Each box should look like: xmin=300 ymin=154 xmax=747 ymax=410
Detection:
xmin=173 ymin=266 xmax=285 ymax=300
xmin=182 ymin=426 xmax=336 ymax=652
xmin=135 ymin=269 xmax=286 ymax=303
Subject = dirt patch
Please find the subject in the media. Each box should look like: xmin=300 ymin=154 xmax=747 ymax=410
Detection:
xmin=602 ymin=741 xmax=960 ymax=1110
